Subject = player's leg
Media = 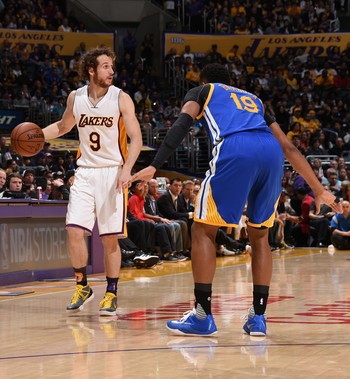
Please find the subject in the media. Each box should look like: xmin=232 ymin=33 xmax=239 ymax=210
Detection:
xmin=98 ymin=235 xmax=120 ymax=316
xmin=242 ymin=225 xmax=270 ymax=336
xmin=65 ymin=226 xmax=95 ymax=312
xmin=243 ymin=133 xmax=284 ymax=336
xmin=96 ymin=167 xmax=125 ymax=316
xmin=166 ymin=221 xmax=219 ymax=336
xmin=65 ymin=168 xmax=96 ymax=312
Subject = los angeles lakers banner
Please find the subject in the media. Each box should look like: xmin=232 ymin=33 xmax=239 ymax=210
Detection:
xmin=164 ymin=33 xmax=350 ymax=59
xmin=0 ymin=29 xmax=114 ymax=56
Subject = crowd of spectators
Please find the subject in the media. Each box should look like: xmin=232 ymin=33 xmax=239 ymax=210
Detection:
xmin=161 ymin=0 xmax=340 ymax=34
xmin=1 ymin=0 xmax=350 ymax=253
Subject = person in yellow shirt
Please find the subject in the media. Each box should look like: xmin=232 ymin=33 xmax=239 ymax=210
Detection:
xmin=291 ymin=108 xmax=306 ymax=128
xmin=287 ymin=122 xmax=302 ymax=140
xmin=185 ymin=64 xmax=201 ymax=86
xmin=226 ymin=44 xmax=242 ymax=64
xmin=285 ymin=71 xmax=299 ymax=91
xmin=287 ymin=2 xmax=301 ymax=18
xmin=315 ymin=69 xmax=334 ymax=90
xmin=231 ymin=1 xmax=246 ymax=17
xmin=304 ymin=110 xmax=320 ymax=134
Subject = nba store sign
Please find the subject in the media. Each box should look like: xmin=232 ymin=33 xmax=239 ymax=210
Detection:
xmin=0 ymin=220 xmax=70 ymax=272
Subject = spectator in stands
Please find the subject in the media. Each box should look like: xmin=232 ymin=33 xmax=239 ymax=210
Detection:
xmin=185 ymin=63 xmax=201 ymax=86
xmin=64 ymin=153 xmax=77 ymax=171
xmin=187 ymin=0 xmax=205 ymax=33
xmin=22 ymin=168 xmax=35 ymax=187
xmin=306 ymin=137 xmax=326 ymax=156
xmin=125 ymin=211 xmax=161 ymax=264
xmin=287 ymin=122 xmax=302 ymax=140
xmin=290 ymin=186 xmax=315 ymax=246
xmin=0 ymin=136 xmax=11 ymax=168
xmin=327 ymin=171 xmax=342 ymax=194
xmin=308 ymin=199 xmax=333 ymax=247
xmin=123 ymin=29 xmax=137 ymax=63
xmin=157 ymin=178 xmax=193 ymax=253
xmin=0 ymin=168 xmax=6 ymax=194
xmin=330 ymin=200 xmax=350 ymax=250
xmin=163 ymin=97 xmax=180 ymax=123
xmin=329 ymin=137 xmax=346 ymax=156
xmin=129 ymin=180 xmax=187 ymax=261
xmin=58 ymin=17 xmax=72 ymax=32
xmin=49 ymin=177 xmax=69 ymax=200
xmin=2 ymin=172 xmax=26 ymax=199
xmin=207 ymin=44 xmax=223 ymax=64
xmin=182 ymin=45 xmax=195 ymax=64
xmin=145 ymin=178 xmax=185 ymax=260
xmin=5 ymin=159 xmax=19 ymax=175
xmin=140 ymin=33 xmax=154 ymax=70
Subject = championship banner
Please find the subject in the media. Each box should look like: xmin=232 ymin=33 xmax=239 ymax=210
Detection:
xmin=164 ymin=33 xmax=350 ymax=59
xmin=0 ymin=29 xmax=114 ymax=56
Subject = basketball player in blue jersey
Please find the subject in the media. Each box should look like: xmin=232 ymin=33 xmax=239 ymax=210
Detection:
xmin=131 ymin=63 xmax=342 ymax=336
xmin=42 ymin=46 xmax=144 ymax=316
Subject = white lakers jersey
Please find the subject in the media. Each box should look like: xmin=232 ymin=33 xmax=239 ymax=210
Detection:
xmin=73 ymin=85 xmax=128 ymax=167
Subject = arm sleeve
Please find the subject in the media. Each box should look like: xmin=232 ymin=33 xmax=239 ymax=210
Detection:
xmin=151 ymin=85 xmax=210 ymax=169
xmin=151 ymin=112 xmax=194 ymax=169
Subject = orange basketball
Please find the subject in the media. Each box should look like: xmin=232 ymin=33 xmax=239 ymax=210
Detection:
xmin=10 ymin=122 xmax=45 ymax=157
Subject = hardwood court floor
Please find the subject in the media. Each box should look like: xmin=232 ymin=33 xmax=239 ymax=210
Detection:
xmin=0 ymin=247 xmax=350 ymax=378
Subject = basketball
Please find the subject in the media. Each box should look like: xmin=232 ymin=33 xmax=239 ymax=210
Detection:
xmin=10 ymin=122 xmax=45 ymax=157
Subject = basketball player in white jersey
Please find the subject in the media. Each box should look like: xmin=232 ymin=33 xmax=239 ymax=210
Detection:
xmin=42 ymin=46 xmax=143 ymax=316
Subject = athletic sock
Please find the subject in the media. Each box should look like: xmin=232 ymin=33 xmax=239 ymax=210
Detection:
xmin=106 ymin=277 xmax=119 ymax=295
xmin=253 ymin=284 xmax=269 ymax=315
xmin=194 ymin=283 xmax=212 ymax=319
xmin=73 ymin=267 xmax=87 ymax=287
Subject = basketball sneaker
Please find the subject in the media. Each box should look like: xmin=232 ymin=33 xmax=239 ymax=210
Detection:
xmin=99 ymin=292 xmax=118 ymax=316
xmin=167 ymin=309 xmax=218 ymax=336
xmin=66 ymin=284 xmax=94 ymax=312
xmin=133 ymin=253 xmax=159 ymax=268
xmin=242 ymin=307 xmax=267 ymax=336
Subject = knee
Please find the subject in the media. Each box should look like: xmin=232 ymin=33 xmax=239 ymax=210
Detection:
xmin=66 ymin=226 xmax=85 ymax=240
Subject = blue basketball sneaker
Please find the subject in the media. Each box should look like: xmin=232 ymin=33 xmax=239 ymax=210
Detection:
xmin=167 ymin=309 xmax=218 ymax=336
xmin=242 ymin=307 xmax=267 ymax=336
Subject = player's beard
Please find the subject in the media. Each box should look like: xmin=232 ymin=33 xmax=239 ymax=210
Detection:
xmin=92 ymin=73 xmax=112 ymax=88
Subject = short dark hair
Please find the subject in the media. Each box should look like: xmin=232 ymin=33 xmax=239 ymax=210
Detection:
xmin=200 ymin=63 xmax=230 ymax=85
xmin=170 ymin=177 xmax=182 ymax=185
xmin=296 ymin=187 xmax=308 ymax=196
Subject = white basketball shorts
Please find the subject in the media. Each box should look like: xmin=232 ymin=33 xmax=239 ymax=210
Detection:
xmin=66 ymin=166 xmax=127 ymax=236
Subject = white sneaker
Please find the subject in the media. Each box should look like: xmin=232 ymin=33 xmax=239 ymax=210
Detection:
xmin=133 ymin=254 xmax=159 ymax=268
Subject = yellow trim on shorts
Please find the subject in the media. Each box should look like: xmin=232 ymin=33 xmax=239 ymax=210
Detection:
xmin=246 ymin=198 xmax=279 ymax=228
xmin=194 ymin=217 xmax=238 ymax=228
xmin=194 ymin=185 xmax=238 ymax=227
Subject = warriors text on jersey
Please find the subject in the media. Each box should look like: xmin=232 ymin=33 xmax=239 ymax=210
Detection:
xmin=73 ymin=85 xmax=128 ymax=168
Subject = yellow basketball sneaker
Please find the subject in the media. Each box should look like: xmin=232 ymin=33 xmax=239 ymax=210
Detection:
xmin=66 ymin=284 xmax=94 ymax=312
xmin=99 ymin=292 xmax=118 ymax=316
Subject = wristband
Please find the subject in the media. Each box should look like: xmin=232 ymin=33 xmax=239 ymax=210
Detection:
xmin=264 ymin=113 xmax=276 ymax=126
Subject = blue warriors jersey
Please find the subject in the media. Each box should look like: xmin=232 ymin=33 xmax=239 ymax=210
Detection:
xmin=188 ymin=83 xmax=284 ymax=228
xmin=196 ymin=83 xmax=270 ymax=143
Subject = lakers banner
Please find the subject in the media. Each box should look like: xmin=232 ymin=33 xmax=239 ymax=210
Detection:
xmin=164 ymin=33 xmax=350 ymax=59
xmin=0 ymin=29 xmax=114 ymax=56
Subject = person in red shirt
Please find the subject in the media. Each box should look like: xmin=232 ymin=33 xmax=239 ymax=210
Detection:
xmin=129 ymin=180 xmax=186 ymax=261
